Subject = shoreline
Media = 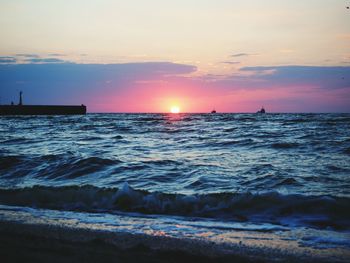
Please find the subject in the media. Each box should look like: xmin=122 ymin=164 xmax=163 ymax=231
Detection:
xmin=1 ymin=206 xmax=349 ymax=263
xmin=0 ymin=221 xmax=302 ymax=263
xmin=0 ymin=222 xmax=254 ymax=263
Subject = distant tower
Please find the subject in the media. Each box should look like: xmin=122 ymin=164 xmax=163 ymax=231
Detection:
xmin=19 ymin=91 xmax=23 ymax=105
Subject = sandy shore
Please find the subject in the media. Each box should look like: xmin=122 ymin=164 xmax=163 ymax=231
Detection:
xmin=0 ymin=205 xmax=349 ymax=263
xmin=1 ymin=233 xmax=246 ymax=263
xmin=0 ymin=221 xmax=259 ymax=263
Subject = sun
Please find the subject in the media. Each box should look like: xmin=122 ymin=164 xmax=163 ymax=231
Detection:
xmin=170 ymin=106 xmax=180 ymax=114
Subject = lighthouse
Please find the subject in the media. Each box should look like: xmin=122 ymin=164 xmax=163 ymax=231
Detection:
xmin=19 ymin=91 xmax=23 ymax=106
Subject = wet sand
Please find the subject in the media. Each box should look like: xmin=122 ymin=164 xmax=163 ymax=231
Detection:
xmin=0 ymin=205 xmax=349 ymax=263
xmin=0 ymin=233 xmax=249 ymax=263
xmin=1 ymin=219 xmax=347 ymax=263
xmin=0 ymin=222 xmax=257 ymax=263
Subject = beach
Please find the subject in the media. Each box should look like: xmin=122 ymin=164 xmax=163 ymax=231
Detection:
xmin=1 ymin=0 xmax=350 ymax=261
xmin=1 ymin=204 xmax=349 ymax=263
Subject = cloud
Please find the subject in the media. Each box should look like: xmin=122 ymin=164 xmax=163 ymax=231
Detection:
xmin=0 ymin=61 xmax=197 ymax=107
xmin=193 ymin=66 xmax=350 ymax=112
xmin=221 ymin=61 xmax=240 ymax=65
xmin=231 ymin=53 xmax=250 ymax=57
xmin=0 ymin=56 xmax=16 ymax=64
xmin=24 ymin=58 xmax=67 ymax=63
xmin=240 ymin=66 xmax=350 ymax=89
xmin=0 ymin=62 xmax=196 ymax=81
xmin=15 ymin=54 xmax=40 ymax=58
xmin=48 ymin=53 xmax=66 ymax=57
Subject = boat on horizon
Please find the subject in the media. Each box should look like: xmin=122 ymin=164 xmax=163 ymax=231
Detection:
xmin=256 ymin=107 xmax=266 ymax=114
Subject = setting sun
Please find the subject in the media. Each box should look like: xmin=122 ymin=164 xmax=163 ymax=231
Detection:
xmin=170 ymin=106 xmax=180 ymax=114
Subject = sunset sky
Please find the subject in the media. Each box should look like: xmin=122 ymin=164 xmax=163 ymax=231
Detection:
xmin=0 ymin=0 xmax=350 ymax=112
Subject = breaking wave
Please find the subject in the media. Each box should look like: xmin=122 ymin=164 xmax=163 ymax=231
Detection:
xmin=0 ymin=183 xmax=349 ymax=231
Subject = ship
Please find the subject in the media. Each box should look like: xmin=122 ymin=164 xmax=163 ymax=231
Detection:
xmin=256 ymin=107 xmax=266 ymax=114
xmin=0 ymin=91 xmax=87 ymax=116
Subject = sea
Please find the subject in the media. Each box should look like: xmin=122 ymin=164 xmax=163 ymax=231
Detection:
xmin=0 ymin=113 xmax=350 ymax=261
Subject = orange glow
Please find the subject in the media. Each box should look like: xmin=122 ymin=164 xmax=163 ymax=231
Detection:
xmin=170 ymin=106 xmax=180 ymax=113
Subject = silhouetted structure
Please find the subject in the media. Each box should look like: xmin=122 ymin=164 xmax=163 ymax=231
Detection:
xmin=256 ymin=107 xmax=266 ymax=114
xmin=0 ymin=92 xmax=86 ymax=115
xmin=19 ymin=91 xmax=23 ymax=106
xmin=211 ymin=109 xmax=217 ymax=113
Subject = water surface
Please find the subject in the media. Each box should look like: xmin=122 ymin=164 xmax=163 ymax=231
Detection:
xmin=0 ymin=113 xmax=350 ymax=240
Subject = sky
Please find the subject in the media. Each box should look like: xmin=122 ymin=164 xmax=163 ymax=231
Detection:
xmin=0 ymin=0 xmax=350 ymax=113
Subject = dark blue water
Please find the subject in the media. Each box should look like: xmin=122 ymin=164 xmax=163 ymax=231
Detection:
xmin=0 ymin=113 xmax=350 ymax=231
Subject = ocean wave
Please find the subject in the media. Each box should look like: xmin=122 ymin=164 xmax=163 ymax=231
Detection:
xmin=1 ymin=138 xmax=30 ymax=144
xmin=271 ymin=142 xmax=299 ymax=149
xmin=143 ymin=159 xmax=183 ymax=166
xmin=222 ymin=127 xmax=237 ymax=132
xmin=282 ymin=119 xmax=310 ymax=124
xmin=273 ymin=178 xmax=301 ymax=187
xmin=207 ymin=139 xmax=255 ymax=148
xmin=80 ymin=136 xmax=103 ymax=141
xmin=0 ymin=183 xmax=349 ymax=231
xmin=344 ymin=147 xmax=350 ymax=155
xmin=44 ymin=157 xmax=122 ymax=179
xmin=0 ymin=155 xmax=122 ymax=179
xmin=0 ymin=156 xmax=23 ymax=170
